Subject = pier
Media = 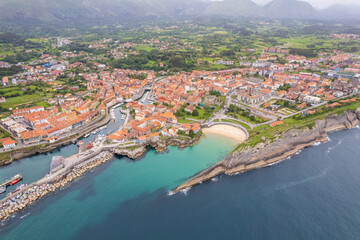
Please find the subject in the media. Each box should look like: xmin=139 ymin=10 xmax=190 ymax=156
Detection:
xmin=0 ymin=174 xmax=22 ymax=188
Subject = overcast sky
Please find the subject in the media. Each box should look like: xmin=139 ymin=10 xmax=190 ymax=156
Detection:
xmin=252 ymin=0 xmax=360 ymax=9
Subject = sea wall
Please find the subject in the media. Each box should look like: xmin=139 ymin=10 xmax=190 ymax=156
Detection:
xmin=174 ymin=109 xmax=360 ymax=193
xmin=0 ymin=151 xmax=114 ymax=221
xmin=0 ymin=132 xmax=203 ymax=221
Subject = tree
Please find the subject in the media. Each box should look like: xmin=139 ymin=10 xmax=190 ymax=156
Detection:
xmin=204 ymin=102 xmax=211 ymax=110
xmin=192 ymin=109 xmax=199 ymax=116
xmin=189 ymin=130 xmax=195 ymax=138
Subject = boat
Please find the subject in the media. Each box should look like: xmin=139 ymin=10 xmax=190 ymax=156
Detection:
xmin=9 ymin=174 xmax=22 ymax=186
xmin=10 ymin=178 xmax=21 ymax=186
xmin=84 ymin=134 xmax=90 ymax=138
xmin=91 ymin=131 xmax=97 ymax=135
xmin=0 ymin=186 xmax=6 ymax=194
xmin=7 ymin=189 xmax=20 ymax=197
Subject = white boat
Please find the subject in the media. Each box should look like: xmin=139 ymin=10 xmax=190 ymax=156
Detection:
xmin=91 ymin=131 xmax=97 ymax=135
xmin=0 ymin=185 xmax=6 ymax=194
xmin=84 ymin=134 xmax=90 ymax=138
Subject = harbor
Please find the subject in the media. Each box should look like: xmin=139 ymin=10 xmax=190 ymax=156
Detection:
xmin=0 ymin=88 xmax=169 ymax=220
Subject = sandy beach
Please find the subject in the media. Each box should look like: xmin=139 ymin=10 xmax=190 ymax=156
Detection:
xmin=203 ymin=125 xmax=247 ymax=143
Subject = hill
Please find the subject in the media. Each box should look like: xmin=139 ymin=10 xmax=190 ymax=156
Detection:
xmin=264 ymin=0 xmax=319 ymax=19
xmin=203 ymin=0 xmax=265 ymax=17
xmin=0 ymin=0 xmax=358 ymax=25
xmin=321 ymin=4 xmax=360 ymax=20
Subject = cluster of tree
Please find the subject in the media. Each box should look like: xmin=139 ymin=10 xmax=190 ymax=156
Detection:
xmin=273 ymin=99 xmax=298 ymax=110
xmin=0 ymin=33 xmax=24 ymax=45
xmin=227 ymin=104 xmax=245 ymax=113
xmin=278 ymin=84 xmax=291 ymax=91
xmin=2 ymin=51 xmax=41 ymax=64
xmin=0 ymin=65 xmax=22 ymax=78
xmin=220 ymin=50 xmax=235 ymax=57
xmin=127 ymin=72 xmax=148 ymax=80
xmin=227 ymin=103 xmax=263 ymax=123
xmin=174 ymin=104 xmax=191 ymax=118
xmin=111 ymin=49 xmax=196 ymax=71
xmin=209 ymin=90 xmax=221 ymax=97
xmin=289 ymin=48 xmax=317 ymax=58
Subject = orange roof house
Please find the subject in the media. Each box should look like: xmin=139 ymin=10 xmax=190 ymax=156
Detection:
xmin=270 ymin=121 xmax=284 ymax=127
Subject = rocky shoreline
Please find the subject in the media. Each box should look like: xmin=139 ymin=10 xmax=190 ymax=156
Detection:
xmin=174 ymin=109 xmax=360 ymax=193
xmin=0 ymin=151 xmax=114 ymax=221
xmin=113 ymin=133 xmax=203 ymax=159
xmin=0 ymin=133 xmax=202 ymax=221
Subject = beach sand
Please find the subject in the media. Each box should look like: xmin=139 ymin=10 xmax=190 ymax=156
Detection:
xmin=203 ymin=125 xmax=246 ymax=143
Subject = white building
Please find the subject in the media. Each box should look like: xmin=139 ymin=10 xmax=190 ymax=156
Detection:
xmin=303 ymin=95 xmax=321 ymax=105
xmin=2 ymin=140 xmax=16 ymax=150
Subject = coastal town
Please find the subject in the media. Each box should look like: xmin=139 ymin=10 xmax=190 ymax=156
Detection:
xmin=1 ymin=43 xmax=359 ymax=151
xmin=0 ymin=22 xmax=360 ymax=222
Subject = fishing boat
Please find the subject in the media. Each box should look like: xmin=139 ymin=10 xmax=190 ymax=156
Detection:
xmin=0 ymin=186 xmax=6 ymax=194
xmin=10 ymin=178 xmax=21 ymax=186
xmin=84 ymin=134 xmax=90 ymax=138
xmin=9 ymin=174 xmax=22 ymax=186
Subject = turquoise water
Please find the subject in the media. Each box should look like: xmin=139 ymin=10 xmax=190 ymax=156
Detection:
xmin=0 ymin=133 xmax=236 ymax=239
xmin=1 ymin=127 xmax=360 ymax=239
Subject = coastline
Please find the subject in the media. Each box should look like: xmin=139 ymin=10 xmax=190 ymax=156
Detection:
xmin=0 ymin=108 xmax=112 ymax=167
xmin=1 ymin=109 xmax=359 ymax=221
xmin=202 ymin=125 xmax=247 ymax=143
xmin=173 ymin=109 xmax=360 ymax=194
xmin=0 ymin=133 xmax=202 ymax=221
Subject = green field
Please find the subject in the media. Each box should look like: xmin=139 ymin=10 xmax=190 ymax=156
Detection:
xmin=0 ymin=127 xmax=11 ymax=139
xmin=221 ymin=118 xmax=252 ymax=131
xmin=234 ymin=99 xmax=360 ymax=151
xmin=177 ymin=118 xmax=195 ymax=124
xmin=0 ymin=94 xmax=46 ymax=110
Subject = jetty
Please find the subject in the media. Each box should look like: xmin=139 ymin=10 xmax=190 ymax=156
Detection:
xmin=0 ymin=174 xmax=22 ymax=188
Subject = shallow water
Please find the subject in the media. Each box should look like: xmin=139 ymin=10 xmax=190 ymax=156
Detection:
xmin=1 ymin=128 xmax=360 ymax=240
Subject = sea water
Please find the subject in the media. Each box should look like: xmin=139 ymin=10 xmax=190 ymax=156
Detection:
xmin=1 ymin=128 xmax=360 ymax=239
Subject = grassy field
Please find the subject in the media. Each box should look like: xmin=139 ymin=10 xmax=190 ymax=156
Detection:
xmin=177 ymin=118 xmax=194 ymax=124
xmin=221 ymin=118 xmax=252 ymax=131
xmin=134 ymin=44 xmax=156 ymax=52
xmin=0 ymin=127 xmax=11 ymax=139
xmin=234 ymin=99 xmax=360 ymax=151
xmin=0 ymin=94 xmax=46 ymax=110
xmin=227 ymin=112 xmax=266 ymax=125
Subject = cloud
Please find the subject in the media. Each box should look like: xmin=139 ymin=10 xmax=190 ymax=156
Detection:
xmin=252 ymin=0 xmax=360 ymax=9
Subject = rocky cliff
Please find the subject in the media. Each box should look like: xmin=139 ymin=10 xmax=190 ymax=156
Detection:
xmin=113 ymin=132 xmax=203 ymax=159
xmin=174 ymin=109 xmax=360 ymax=193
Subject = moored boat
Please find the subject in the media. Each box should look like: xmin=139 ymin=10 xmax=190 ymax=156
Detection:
xmin=9 ymin=174 xmax=22 ymax=186
xmin=0 ymin=186 xmax=6 ymax=194
xmin=10 ymin=178 xmax=21 ymax=186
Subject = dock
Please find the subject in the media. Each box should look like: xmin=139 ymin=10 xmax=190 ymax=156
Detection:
xmin=0 ymin=174 xmax=22 ymax=188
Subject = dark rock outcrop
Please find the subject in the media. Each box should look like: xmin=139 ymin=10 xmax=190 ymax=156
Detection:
xmin=174 ymin=109 xmax=360 ymax=193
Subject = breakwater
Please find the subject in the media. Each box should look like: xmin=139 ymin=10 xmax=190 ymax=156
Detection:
xmin=0 ymin=151 xmax=114 ymax=221
xmin=174 ymin=109 xmax=360 ymax=193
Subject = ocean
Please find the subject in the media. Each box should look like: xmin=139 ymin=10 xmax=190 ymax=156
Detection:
xmin=0 ymin=128 xmax=360 ymax=240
